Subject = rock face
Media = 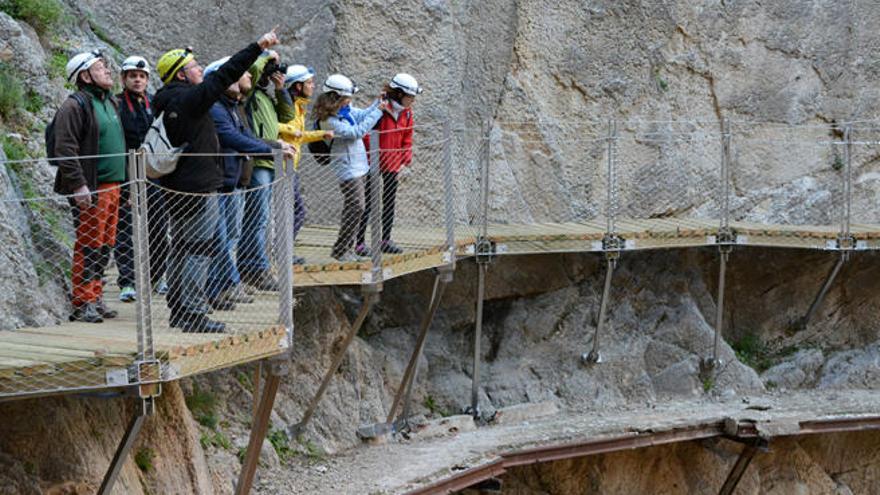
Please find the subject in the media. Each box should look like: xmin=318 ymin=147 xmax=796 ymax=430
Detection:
xmin=499 ymin=431 xmax=880 ymax=495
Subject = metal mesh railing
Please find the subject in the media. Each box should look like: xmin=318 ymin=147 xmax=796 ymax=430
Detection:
xmin=1 ymin=118 xmax=879 ymax=398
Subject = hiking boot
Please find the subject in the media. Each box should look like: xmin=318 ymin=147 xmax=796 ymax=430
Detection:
xmin=242 ymin=271 xmax=278 ymax=292
xmin=69 ymin=303 xmax=103 ymax=323
xmin=119 ymin=286 xmax=137 ymax=303
xmin=381 ymin=240 xmax=403 ymax=254
xmin=223 ymin=285 xmax=254 ymax=304
xmin=293 ymin=255 xmax=306 ymax=265
xmin=332 ymin=251 xmax=360 ymax=263
xmin=210 ymin=297 xmax=236 ymax=311
xmin=172 ymin=314 xmax=226 ymax=333
xmin=354 ymin=244 xmax=372 ymax=257
xmin=95 ymin=299 xmax=118 ymax=319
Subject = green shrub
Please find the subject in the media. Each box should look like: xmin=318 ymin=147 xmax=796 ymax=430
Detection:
xmin=185 ymin=384 xmax=220 ymax=430
xmin=0 ymin=64 xmax=25 ymax=119
xmin=0 ymin=0 xmax=64 ymax=34
xmin=25 ymin=90 xmax=43 ymax=114
xmin=267 ymin=429 xmax=292 ymax=461
xmin=134 ymin=447 xmax=154 ymax=472
xmin=48 ymin=50 xmax=66 ymax=80
xmin=1 ymin=134 xmax=29 ymax=164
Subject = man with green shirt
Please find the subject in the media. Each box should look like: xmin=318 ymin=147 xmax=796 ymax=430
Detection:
xmin=238 ymin=51 xmax=296 ymax=290
xmin=52 ymin=51 xmax=126 ymax=323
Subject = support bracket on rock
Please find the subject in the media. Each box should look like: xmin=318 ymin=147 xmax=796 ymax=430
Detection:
xmin=581 ymin=235 xmax=622 ymax=366
xmin=386 ymin=266 xmax=453 ymax=432
xmin=703 ymin=232 xmax=734 ymax=371
xmin=718 ymin=438 xmax=768 ymax=495
xmin=794 ymin=239 xmax=852 ymax=332
xmin=465 ymin=237 xmax=496 ymax=418
xmin=235 ymin=357 xmax=288 ymax=495
xmin=97 ymin=394 xmax=156 ymax=495
xmin=289 ymin=284 xmax=381 ymax=439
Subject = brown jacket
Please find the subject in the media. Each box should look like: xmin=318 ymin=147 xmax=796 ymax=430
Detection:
xmin=52 ymin=90 xmax=119 ymax=195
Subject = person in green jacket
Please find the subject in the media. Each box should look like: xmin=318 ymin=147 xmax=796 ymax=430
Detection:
xmin=54 ymin=51 xmax=126 ymax=323
xmin=238 ymin=51 xmax=296 ymax=290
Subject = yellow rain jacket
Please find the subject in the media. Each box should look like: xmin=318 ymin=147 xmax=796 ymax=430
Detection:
xmin=278 ymin=97 xmax=326 ymax=170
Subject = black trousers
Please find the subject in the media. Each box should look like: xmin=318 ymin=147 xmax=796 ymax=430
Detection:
xmin=358 ymin=171 xmax=399 ymax=246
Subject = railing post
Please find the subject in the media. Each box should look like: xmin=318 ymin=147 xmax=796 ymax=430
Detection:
xmin=606 ymin=119 xmax=618 ymax=237
xmin=443 ymin=119 xmax=456 ymax=269
xmin=276 ymin=150 xmax=294 ymax=349
xmin=705 ymin=118 xmax=733 ymax=372
xmin=128 ymin=149 xmax=154 ymax=365
xmin=368 ymin=129 xmax=383 ymax=285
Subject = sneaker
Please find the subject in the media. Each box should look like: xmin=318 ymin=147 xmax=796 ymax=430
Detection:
xmin=119 ymin=286 xmax=137 ymax=303
xmin=69 ymin=303 xmax=103 ymax=323
xmin=381 ymin=240 xmax=403 ymax=254
xmin=332 ymin=251 xmax=360 ymax=263
xmin=293 ymin=255 xmax=306 ymax=265
xmin=242 ymin=271 xmax=278 ymax=292
xmin=155 ymin=281 xmax=169 ymax=295
xmin=171 ymin=314 xmax=226 ymax=333
xmin=95 ymin=299 xmax=118 ymax=319
xmin=354 ymin=244 xmax=372 ymax=257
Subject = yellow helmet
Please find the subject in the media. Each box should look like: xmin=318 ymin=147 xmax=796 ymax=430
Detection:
xmin=156 ymin=47 xmax=194 ymax=84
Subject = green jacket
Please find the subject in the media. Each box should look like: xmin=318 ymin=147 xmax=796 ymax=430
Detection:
xmin=245 ymin=54 xmax=295 ymax=170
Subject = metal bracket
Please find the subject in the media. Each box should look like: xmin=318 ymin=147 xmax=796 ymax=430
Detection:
xmin=716 ymin=227 xmax=737 ymax=251
xmin=602 ymin=233 xmax=626 ymax=253
xmin=475 ymin=237 xmax=497 ymax=265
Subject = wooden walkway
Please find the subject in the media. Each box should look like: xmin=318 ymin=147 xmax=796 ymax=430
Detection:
xmin=1 ymin=218 xmax=878 ymax=399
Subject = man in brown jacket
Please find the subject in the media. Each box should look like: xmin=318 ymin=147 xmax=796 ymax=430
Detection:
xmin=53 ymin=50 xmax=127 ymax=323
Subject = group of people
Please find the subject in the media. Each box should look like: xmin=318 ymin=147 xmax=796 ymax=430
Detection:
xmin=50 ymin=29 xmax=421 ymax=332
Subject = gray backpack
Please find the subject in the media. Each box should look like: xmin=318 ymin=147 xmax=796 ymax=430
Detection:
xmin=139 ymin=111 xmax=186 ymax=179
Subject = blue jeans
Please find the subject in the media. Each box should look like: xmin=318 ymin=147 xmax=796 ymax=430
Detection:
xmin=239 ymin=167 xmax=274 ymax=275
xmin=206 ymin=192 xmax=243 ymax=300
xmin=166 ymin=195 xmax=220 ymax=320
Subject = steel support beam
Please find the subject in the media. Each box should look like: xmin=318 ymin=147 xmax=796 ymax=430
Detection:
xmin=98 ymin=396 xmax=154 ymax=495
xmin=290 ymin=288 xmax=379 ymax=437
xmin=707 ymin=245 xmax=732 ymax=368
xmin=469 ymin=261 xmax=488 ymax=417
xmin=235 ymin=359 xmax=286 ymax=495
xmin=718 ymin=443 xmax=760 ymax=495
xmin=387 ymin=270 xmax=451 ymax=428
xmin=796 ymin=252 xmax=847 ymax=331
xmin=582 ymin=250 xmax=618 ymax=365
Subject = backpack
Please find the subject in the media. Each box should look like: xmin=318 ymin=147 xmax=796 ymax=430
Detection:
xmin=45 ymin=93 xmax=88 ymax=162
xmin=307 ymin=119 xmax=333 ymax=166
xmin=139 ymin=111 xmax=186 ymax=179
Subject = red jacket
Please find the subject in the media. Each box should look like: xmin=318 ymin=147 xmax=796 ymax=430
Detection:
xmin=364 ymin=107 xmax=414 ymax=173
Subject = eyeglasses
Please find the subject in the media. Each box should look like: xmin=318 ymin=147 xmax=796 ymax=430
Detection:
xmin=162 ymin=47 xmax=194 ymax=81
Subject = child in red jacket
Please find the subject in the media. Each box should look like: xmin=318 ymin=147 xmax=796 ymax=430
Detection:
xmin=357 ymin=73 xmax=422 ymax=255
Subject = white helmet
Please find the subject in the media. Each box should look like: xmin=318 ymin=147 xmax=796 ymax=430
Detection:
xmin=65 ymin=50 xmax=103 ymax=83
xmin=389 ymin=73 xmax=422 ymax=96
xmin=203 ymin=56 xmax=231 ymax=76
xmin=284 ymin=65 xmax=315 ymax=87
xmin=121 ymin=55 xmax=150 ymax=74
xmin=322 ymin=73 xmax=358 ymax=96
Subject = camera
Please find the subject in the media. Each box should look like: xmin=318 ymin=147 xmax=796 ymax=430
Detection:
xmin=264 ymin=61 xmax=288 ymax=77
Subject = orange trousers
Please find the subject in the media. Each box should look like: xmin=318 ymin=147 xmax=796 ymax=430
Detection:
xmin=71 ymin=183 xmax=120 ymax=306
